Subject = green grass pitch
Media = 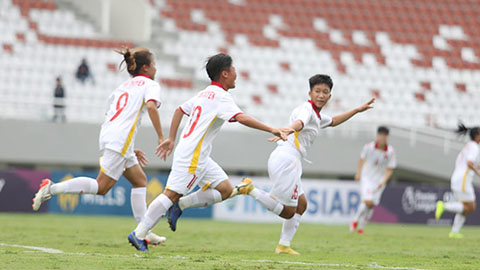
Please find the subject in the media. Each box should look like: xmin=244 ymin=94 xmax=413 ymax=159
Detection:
xmin=0 ymin=213 xmax=479 ymax=269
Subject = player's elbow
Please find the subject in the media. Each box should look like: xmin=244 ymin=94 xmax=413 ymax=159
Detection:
xmin=330 ymin=118 xmax=337 ymax=127
xmin=467 ymin=161 xmax=475 ymax=169
xmin=146 ymin=100 xmax=158 ymax=111
xmin=234 ymin=113 xmax=247 ymax=124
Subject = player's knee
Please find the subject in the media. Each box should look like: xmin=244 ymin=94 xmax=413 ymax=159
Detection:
xmin=365 ymin=201 xmax=375 ymax=208
xmin=465 ymin=203 xmax=475 ymax=214
xmin=296 ymin=200 xmax=307 ymax=215
xmin=280 ymin=206 xmax=296 ymax=219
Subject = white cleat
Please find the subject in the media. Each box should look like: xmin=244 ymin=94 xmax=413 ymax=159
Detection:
xmin=145 ymin=232 xmax=166 ymax=246
xmin=32 ymin=179 xmax=53 ymax=211
xmin=229 ymin=177 xmax=254 ymax=198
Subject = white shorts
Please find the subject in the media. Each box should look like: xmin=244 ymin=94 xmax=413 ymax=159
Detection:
xmin=99 ymin=148 xmax=139 ymax=181
xmin=452 ymin=187 xmax=476 ymax=202
xmin=268 ymin=147 xmax=304 ymax=207
xmin=166 ymin=157 xmax=228 ymax=195
xmin=451 ymin=179 xmax=476 ymax=202
xmin=360 ymin=180 xmax=385 ymax=205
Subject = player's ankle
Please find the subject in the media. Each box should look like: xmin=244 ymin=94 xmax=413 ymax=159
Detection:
xmin=278 ymin=240 xmax=290 ymax=247
xmin=249 ymin=188 xmax=260 ymax=198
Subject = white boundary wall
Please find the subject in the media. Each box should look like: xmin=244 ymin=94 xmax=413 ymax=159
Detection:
xmin=60 ymin=0 xmax=151 ymax=42
xmin=0 ymin=118 xmax=469 ymax=180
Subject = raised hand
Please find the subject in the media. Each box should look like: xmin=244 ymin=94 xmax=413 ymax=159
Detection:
xmin=357 ymin=98 xmax=375 ymax=112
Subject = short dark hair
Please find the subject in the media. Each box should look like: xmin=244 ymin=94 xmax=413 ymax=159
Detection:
xmin=206 ymin=53 xmax=233 ymax=81
xmin=377 ymin=126 xmax=390 ymax=135
xmin=309 ymin=74 xmax=333 ymax=91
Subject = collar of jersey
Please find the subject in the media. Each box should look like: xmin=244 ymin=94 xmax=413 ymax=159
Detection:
xmin=307 ymin=100 xmax=321 ymax=119
xmin=211 ymin=81 xmax=227 ymax=91
xmin=134 ymin=74 xmax=151 ymax=79
xmin=375 ymin=142 xmax=388 ymax=151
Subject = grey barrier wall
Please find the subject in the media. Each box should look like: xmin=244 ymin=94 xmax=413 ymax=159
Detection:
xmin=0 ymin=119 xmax=468 ymax=181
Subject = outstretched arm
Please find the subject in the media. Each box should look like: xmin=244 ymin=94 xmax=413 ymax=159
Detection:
xmin=331 ymin=98 xmax=375 ymax=127
xmin=234 ymin=113 xmax=294 ymax=141
xmin=155 ymin=107 xmax=184 ymax=160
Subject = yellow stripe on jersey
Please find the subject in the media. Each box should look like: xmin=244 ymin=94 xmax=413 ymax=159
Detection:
xmin=294 ymin=131 xmax=300 ymax=149
xmin=121 ymin=101 xmax=145 ymax=157
xmin=202 ymin=181 xmax=211 ymax=191
xmin=188 ymin=116 xmax=218 ymax=174
xmin=462 ymin=168 xmax=469 ymax=192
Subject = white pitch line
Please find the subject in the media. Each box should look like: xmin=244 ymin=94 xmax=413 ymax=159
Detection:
xmin=0 ymin=243 xmax=429 ymax=270
xmin=0 ymin=243 xmax=64 ymax=254
xmin=241 ymin=259 xmax=430 ymax=270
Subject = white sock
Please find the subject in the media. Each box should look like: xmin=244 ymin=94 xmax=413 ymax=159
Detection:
xmin=249 ymin=188 xmax=283 ymax=216
xmin=131 ymin=187 xmax=147 ymax=224
xmin=451 ymin=213 xmax=466 ymax=234
xmin=444 ymin=201 xmax=464 ymax=214
xmin=367 ymin=208 xmax=374 ymax=219
xmin=50 ymin=177 xmax=98 ymax=194
xmin=179 ymin=189 xmax=222 ymax=210
xmin=279 ymin=213 xmax=301 ymax=246
xmin=354 ymin=202 xmax=367 ymax=222
xmin=134 ymin=194 xmax=172 ymax=239
xmin=358 ymin=208 xmax=373 ymax=230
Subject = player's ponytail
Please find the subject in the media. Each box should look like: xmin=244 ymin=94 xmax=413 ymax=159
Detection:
xmin=115 ymin=47 xmax=152 ymax=76
xmin=456 ymin=122 xmax=480 ymax=141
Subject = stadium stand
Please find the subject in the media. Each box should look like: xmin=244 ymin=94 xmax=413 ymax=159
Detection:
xmin=1 ymin=0 xmax=479 ymax=129
xmin=153 ymin=0 xmax=480 ymax=128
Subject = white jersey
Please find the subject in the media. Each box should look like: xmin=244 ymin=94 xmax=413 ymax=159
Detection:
xmin=99 ymin=74 xmax=161 ymax=158
xmin=172 ymin=82 xmax=243 ymax=174
xmin=277 ymin=100 xmax=332 ymax=158
xmin=451 ymin=141 xmax=479 ymax=192
xmin=360 ymin=141 xmax=396 ymax=185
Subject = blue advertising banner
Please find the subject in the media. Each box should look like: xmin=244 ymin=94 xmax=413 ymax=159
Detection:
xmin=49 ymin=170 xmax=212 ymax=218
xmin=213 ymin=177 xmax=361 ymax=224
xmin=371 ymin=184 xmax=480 ymax=225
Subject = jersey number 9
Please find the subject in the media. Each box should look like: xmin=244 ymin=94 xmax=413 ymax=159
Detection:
xmin=109 ymin=92 xmax=129 ymax=122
